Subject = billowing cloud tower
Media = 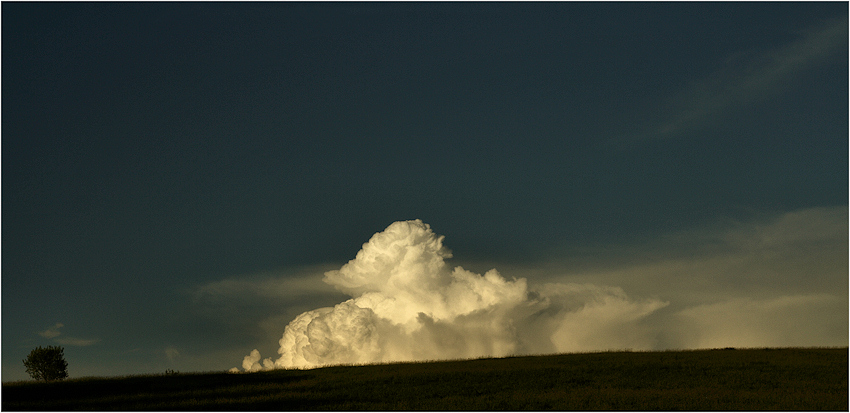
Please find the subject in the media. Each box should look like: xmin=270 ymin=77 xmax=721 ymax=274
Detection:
xmin=235 ymin=220 xmax=667 ymax=371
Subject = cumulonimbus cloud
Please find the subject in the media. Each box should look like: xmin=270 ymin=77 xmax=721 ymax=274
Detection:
xmin=226 ymin=206 xmax=846 ymax=372
xmin=232 ymin=220 xmax=668 ymax=372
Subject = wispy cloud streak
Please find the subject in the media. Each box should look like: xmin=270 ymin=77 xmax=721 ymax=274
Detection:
xmin=613 ymin=17 xmax=848 ymax=146
xmin=54 ymin=337 xmax=100 ymax=346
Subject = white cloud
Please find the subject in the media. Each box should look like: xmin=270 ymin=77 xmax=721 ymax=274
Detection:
xmin=234 ymin=220 xmax=672 ymax=372
xmin=37 ymin=322 xmax=100 ymax=346
xmin=38 ymin=323 xmax=64 ymax=339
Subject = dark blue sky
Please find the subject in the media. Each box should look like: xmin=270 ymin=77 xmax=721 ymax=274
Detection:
xmin=3 ymin=2 xmax=847 ymax=380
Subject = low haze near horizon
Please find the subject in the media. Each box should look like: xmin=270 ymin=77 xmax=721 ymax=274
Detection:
xmin=2 ymin=3 xmax=847 ymax=381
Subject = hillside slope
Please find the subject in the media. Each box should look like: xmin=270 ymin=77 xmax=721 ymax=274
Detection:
xmin=3 ymin=348 xmax=847 ymax=410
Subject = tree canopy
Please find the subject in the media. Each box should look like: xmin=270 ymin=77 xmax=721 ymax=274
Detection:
xmin=23 ymin=345 xmax=68 ymax=381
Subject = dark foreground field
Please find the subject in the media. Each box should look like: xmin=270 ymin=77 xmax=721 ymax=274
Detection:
xmin=3 ymin=348 xmax=847 ymax=410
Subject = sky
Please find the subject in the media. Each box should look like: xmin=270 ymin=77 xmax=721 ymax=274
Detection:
xmin=2 ymin=2 xmax=847 ymax=380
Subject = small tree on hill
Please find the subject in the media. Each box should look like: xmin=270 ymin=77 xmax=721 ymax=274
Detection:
xmin=23 ymin=345 xmax=68 ymax=381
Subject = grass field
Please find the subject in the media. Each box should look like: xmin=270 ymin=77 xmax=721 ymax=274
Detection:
xmin=3 ymin=347 xmax=846 ymax=410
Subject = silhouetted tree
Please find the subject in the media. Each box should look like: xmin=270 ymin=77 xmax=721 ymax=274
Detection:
xmin=23 ymin=346 xmax=68 ymax=381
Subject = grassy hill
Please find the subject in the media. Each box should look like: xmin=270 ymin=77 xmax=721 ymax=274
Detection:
xmin=3 ymin=347 xmax=847 ymax=410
